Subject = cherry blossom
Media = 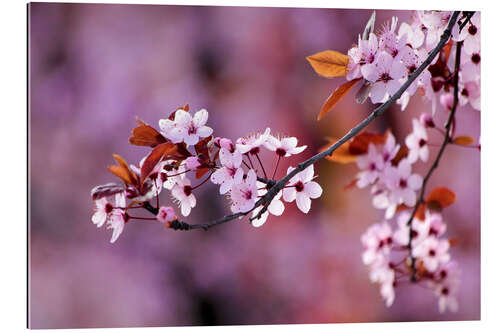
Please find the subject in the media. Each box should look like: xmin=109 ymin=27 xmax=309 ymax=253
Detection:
xmin=251 ymin=181 xmax=285 ymax=227
xmin=230 ymin=169 xmax=258 ymax=213
xmin=361 ymin=51 xmax=406 ymax=103
xmin=159 ymin=108 xmax=213 ymax=146
xmin=383 ymin=159 xmax=423 ymax=208
xmin=235 ymin=128 xmax=271 ymax=155
xmin=264 ymin=135 xmax=307 ymax=157
xmin=106 ymin=193 xmax=127 ymax=243
xmin=356 ymin=143 xmax=384 ymax=188
xmin=347 ymin=33 xmax=378 ymax=81
xmin=211 ymin=148 xmax=244 ymax=194
xmin=406 ymin=118 xmax=429 ymax=163
xmin=92 ymin=197 xmax=113 ymax=228
xmin=156 ymin=206 xmax=176 ymax=224
xmin=283 ymin=165 xmax=323 ymax=213
xmin=171 ymin=177 xmax=197 ymax=217
xmin=413 ymin=237 xmax=451 ymax=272
xmin=361 ymin=221 xmax=393 ymax=266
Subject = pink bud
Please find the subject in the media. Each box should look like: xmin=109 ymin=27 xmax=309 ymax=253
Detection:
xmin=420 ymin=113 xmax=435 ymax=128
xmin=185 ymin=157 xmax=202 ymax=170
xmin=156 ymin=206 xmax=176 ymax=224
xmin=439 ymin=93 xmax=454 ymax=111
xmin=219 ymin=138 xmax=234 ymax=152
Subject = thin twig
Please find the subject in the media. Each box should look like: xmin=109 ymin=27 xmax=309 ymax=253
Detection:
xmin=406 ymin=39 xmax=464 ymax=282
xmin=150 ymin=11 xmax=461 ymax=231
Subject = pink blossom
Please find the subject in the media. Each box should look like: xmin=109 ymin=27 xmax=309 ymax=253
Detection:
xmin=264 ymin=134 xmax=307 ymax=157
xmin=383 ymin=159 xmax=423 ymax=208
xmin=356 ymin=143 xmax=384 ymax=188
xmin=361 ymin=51 xmax=406 ymax=103
xmin=159 ymin=109 xmax=213 ymax=146
xmin=347 ymin=33 xmax=379 ymax=81
xmin=92 ymin=197 xmax=113 ymax=228
xmin=283 ymin=165 xmax=322 ymax=214
xmin=185 ymin=156 xmax=202 ymax=170
xmin=211 ymin=148 xmax=244 ymax=194
xmin=431 ymin=261 xmax=460 ymax=313
xmin=393 ymin=211 xmax=430 ymax=247
xmin=361 ymin=221 xmax=393 ymax=266
xmin=171 ymin=177 xmax=197 ymax=217
xmin=405 ymin=118 xmax=429 ymax=163
xmin=236 ymin=128 xmax=271 ymax=155
xmin=230 ymin=169 xmax=258 ymax=213
xmin=106 ymin=193 xmax=127 ymax=243
xmin=251 ymin=181 xmax=285 ymax=227
xmin=413 ymin=237 xmax=450 ymax=272
xmin=156 ymin=206 xmax=176 ymax=224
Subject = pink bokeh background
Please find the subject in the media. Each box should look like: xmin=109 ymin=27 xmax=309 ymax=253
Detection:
xmin=29 ymin=3 xmax=480 ymax=329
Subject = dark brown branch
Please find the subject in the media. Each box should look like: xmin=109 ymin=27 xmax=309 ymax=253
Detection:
xmin=152 ymin=11 xmax=461 ymax=231
xmin=406 ymin=39 xmax=464 ymax=282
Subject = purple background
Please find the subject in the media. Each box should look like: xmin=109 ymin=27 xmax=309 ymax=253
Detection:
xmin=29 ymin=3 xmax=480 ymax=329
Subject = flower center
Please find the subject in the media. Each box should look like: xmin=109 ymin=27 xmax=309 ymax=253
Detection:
xmin=188 ymin=124 xmax=197 ymax=135
xmin=228 ymin=167 xmax=237 ymax=177
xmin=441 ymin=287 xmax=449 ymax=295
xmin=249 ymin=147 xmax=260 ymax=155
xmin=468 ymin=24 xmax=477 ymax=36
xmin=461 ymin=88 xmax=469 ymax=97
xmin=408 ymin=65 xmax=417 ymax=74
xmin=183 ymin=185 xmax=192 ymax=196
xmin=419 ymin=138 xmax=427 ymax=147
xmin=241 ymin=189 xmax=253 ymax=200
xmin=276 ymin=148 xmax=287 ymax=157
xmin=105 ymin=203 xmax=114 ymax=214
xmin=471 ymin=53 xmax=480 ymax=64
xmin=429 ymin=249 xmax=436 ymax=257
xmin=380 ymin=72 xmax=392 ymax=83
xmin=399 ymin=178 xmax=407 ymax=188
xmin=295 ymin=181 xmax=304 ymax=192
xmin=369 ymin=162 xmax=377 ymax=171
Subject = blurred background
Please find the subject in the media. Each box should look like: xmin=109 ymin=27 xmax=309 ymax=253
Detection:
xmin=28 ymin=3 xmax=480 ymax=329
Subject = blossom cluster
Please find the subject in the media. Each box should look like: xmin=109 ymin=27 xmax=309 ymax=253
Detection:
xmin=347 ymin=11 xmax=480 ymax=112
xmin=91 ymin=107 xmax=323 ymax=243
xmin=354 ymin=117 xmax=460 ymax=312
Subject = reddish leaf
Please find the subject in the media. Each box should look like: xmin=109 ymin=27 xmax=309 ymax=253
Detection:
xmin=453 ymin=136 xmax=475 ymax=146
xmin=108 ymin=154 xmax=139 ymax=186
xmin=318 ymin=78 xmax=361 ymax=120
xmin=129 ymin=123 xmax=168 ymax=147
xmin=195 ymin=136 xmax=212 ymax=162
xmin=306 ymin=50 xmax=349 ymax=78
xmin=195 ymin=167 xmax=210 ymax=179
xmin=426 ymin=187 xmax=456 ymax=209
xmin=391 ymin=146 xmax=409 ymax=166
xmin=349 ymin=132 xmax=386 ymax=155
xmin=140 ymin=143 xmax=178 ymax=186
xmin=415 ymin=203 xmax=427 ymax=221
xmin=343 ymin=178 xmax=358 ymax=191
xmin=321 ymin=137 xmax=357 ymax=164
xmin=449 ymin=238 xmax=459 ymax=247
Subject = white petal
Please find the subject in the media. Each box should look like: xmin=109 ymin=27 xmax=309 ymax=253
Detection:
xmin=296 ymin=193 xmax=311 ymax=213
xmin=283 ymin=187 xmax=296 ymax=202
xmin=196 ymin=126 xmax=213 ymax=138
xmin=193 ymin=109 xmax=208 ymax=127
xmin=268 ymin=199 xmax=285 ymax=216
xmin=305 ymin=181 xmax=322 ymax=199
xmin=92 ymin=211 xmax=106 ymax=227
xmin=184 ymin=134 xmax=199 ymax=146
xmin=251 ymin=209 xmax=269 ymax=227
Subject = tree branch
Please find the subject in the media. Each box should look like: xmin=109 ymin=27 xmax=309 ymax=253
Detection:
xmin=406 ymin=38 xmax=464 ymax=282
xmin=152 ymin=11 xmax=461 ymax=231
